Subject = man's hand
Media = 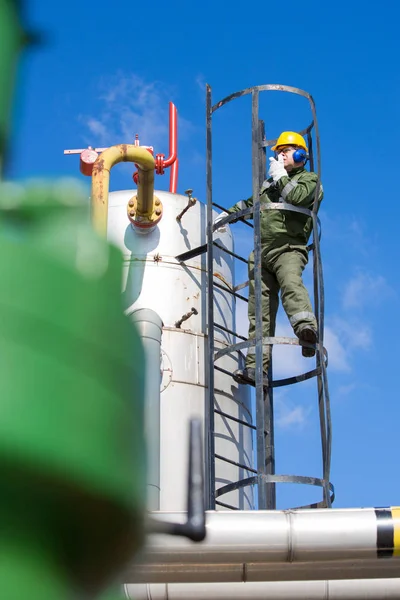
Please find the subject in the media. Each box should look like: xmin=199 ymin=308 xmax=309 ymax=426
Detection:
xmin=213 ymin=211 xmax=228 ymax=233
xmin=268 ymin=154 xmax=287 ymax=182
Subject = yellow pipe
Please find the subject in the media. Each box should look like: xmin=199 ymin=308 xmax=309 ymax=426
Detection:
xmin=91 ymin=144 xmax=156 ymax=237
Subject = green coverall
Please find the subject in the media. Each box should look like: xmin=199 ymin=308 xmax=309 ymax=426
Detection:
xmin=227 ymin=166 xmax=323 ymax=372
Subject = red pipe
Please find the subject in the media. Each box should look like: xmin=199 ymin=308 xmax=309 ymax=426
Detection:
xmin=170 ymin=158 xmax=178 ymax=194
xmin=154 ymin=102 xmax=178 ymax=192
xmin=163 ymin=102 xmax=177 ymax=167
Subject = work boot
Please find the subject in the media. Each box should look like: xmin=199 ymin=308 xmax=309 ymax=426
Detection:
xmin=297 ymin=326 xmax=317 ymax=358
xmin=232 ymin=367 xmax=268 ymax=387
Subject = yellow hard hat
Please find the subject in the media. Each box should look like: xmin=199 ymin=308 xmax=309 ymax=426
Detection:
xmin=271 ymin=131 xmax=308 ymax=152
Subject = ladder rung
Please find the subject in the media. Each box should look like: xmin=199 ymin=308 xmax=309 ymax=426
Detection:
xmin=214 ymin=280 xmax=248 ymax=302
xmin=213 ymin=242 xmax=248 ymax=264
xmin=234 ymin=280 xmax=249 ymax=292
xmin=215 ymin=500 xmax=239 ymax=510
xmin=212 ymin=202 xmax=253 ymax=229
xmin=215 ymin=454 xmax=257 ymax=474
xmin=214 ymin=365 xmax=233 ymax=376
xmin=176 ymin=241 xmax=250 ymax=264
xmin=176 ymin=244 xmax=206 ymax=262
xmin=214 ymin=408 xmax=256 ymax=431
xmin=214 ymin=322 xmax=247 ymax=341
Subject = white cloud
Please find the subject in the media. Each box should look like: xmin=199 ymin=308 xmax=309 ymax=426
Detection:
xmin=342 ymin=271 xmax=393 ymax=311
xmin=85 ymin=118 xmax=109 ymax=140
xmin=273 ymin=320 xmax=311 ymax=378
xmin=232 ymin=314 xmax=319 ymax=379
xmin=347 ymin=218 xmax=379 ymax=257
xmin=324 ymin=325 xmax=350 ymax=372
xmin=320 ymin=212 xmax=371 ymax=256
xmin=274 ymin=390 xmax=311 ymax=430
xmin=337 ymin=382 xmax=357 ymax=398
xmin=276 ymin=404 xmax=308 ymax=428
xmin=321 ymin=316 xmax=372 ymax=373
xmin=195 ymin=73 xmax=206 ymax=93
xmin=329 ymin=316 xmax=372 ymax=351
xmin=79 ymin=72 xmax=196 ymax=151
xmin=233 ymin=306 xmax=370 ymax=375
xmin=273 ymin=318 xmax=368 ymax=376
xmin=234 ymin=307 xmax=307 ymax=378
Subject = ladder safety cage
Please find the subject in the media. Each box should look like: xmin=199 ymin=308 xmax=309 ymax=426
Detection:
xmin=205 ymin=84 xmax=333 ymax=511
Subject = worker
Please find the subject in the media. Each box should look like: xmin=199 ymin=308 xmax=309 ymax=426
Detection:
xmin=214 ymin=132 xmax=323 ymax=386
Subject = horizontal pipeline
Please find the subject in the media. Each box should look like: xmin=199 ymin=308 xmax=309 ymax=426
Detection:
xmin=127 ymin=508 xmax=400 ymax=584
xmin=126 ymin=579 xmax=400 ymax=600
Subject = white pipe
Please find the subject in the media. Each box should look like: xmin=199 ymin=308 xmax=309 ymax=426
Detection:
xmin=129 ymin=308 xmax=163 ymax=510
xmin=127 ymin=558 xmax=400 ymax=585
xmin=126 ymin=579 xmax=400 ymax=599
xmin=126 ymin=509 xmax=400 ymax=583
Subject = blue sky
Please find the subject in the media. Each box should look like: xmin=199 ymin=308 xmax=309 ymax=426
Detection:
xmin=9 ymin=0 xmax=400 ymax=510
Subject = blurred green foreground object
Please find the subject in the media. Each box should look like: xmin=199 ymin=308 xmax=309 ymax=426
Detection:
xmin=0 ymin=180 xmax=146 ymax=599
xmin=0 ymin=4 xmax=146 ymax=598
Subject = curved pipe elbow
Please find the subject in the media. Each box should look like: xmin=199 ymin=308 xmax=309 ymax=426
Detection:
xmin=91 ymin=144 xmax=159 ymax=237
xmin=163 ymin=102 xmax=177 ymax=168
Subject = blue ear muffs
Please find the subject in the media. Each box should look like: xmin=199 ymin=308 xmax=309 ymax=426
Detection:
xmin=293 ymin=148 xmax=308 ymax=164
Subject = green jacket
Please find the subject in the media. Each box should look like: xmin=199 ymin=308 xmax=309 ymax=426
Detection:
xmin=227 ymin=167 xmax=323 ymax=251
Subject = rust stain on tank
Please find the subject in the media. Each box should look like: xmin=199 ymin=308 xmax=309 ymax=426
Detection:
xmin=213 ymin=271 xmax=233 ymax=290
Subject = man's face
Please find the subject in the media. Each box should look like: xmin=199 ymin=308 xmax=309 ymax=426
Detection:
xmin=275 ymin=145 xmax=300 ymax=172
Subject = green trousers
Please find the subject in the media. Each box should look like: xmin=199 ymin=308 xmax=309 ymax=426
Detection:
xmin=245 ymin=245 xmax=317 ymax=371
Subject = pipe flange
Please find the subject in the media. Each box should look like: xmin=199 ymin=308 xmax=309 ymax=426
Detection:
xmin=160 ymin=348 xmax=172 ymax=392
xmin=126 ymin=195 xmax=163 ymax=230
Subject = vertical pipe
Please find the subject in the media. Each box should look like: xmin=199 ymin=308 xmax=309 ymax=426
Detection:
xmin=129 ymin=308 xmax=163 ymax=510
xmin=163 ymin=103 xmax=177 ymax=167
xmin=205 ymin=84 xmax=216 ymax=510
xmin=186 ymin=419 xmax=206 ymax=537
xmin=170 ymin=158 xmax=178 ymax=194
xmin=91 ymin=145 xmax=156 ymax=237
xmin=160 ymin=102 xmax=178 ymax=192
xmin=251 ymin=91 xmax=267 ymax=509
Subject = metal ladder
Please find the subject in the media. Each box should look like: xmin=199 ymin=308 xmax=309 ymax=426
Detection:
xmin=178 ymin=84 xmax=333 ymax=511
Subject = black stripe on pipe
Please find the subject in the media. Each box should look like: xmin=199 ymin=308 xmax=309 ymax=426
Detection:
xmin=376 ymin=508 xmax=394 ymax=558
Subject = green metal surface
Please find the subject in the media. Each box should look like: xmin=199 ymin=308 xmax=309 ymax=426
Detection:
xmin=1 ymin=6 xmax=147 ymax=595
xmin=0 ymin=179 xmax=146 ymax=597
xmin=0 ymin=537 xmax=70 ymax=600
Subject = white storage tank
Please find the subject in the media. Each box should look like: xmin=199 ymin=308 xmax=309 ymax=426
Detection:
xmin=107 ymin=189 xmax=255 ymax=511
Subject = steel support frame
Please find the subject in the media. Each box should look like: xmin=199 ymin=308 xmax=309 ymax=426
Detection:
xmin=205 ymin=83 xmax=332 ymax=511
